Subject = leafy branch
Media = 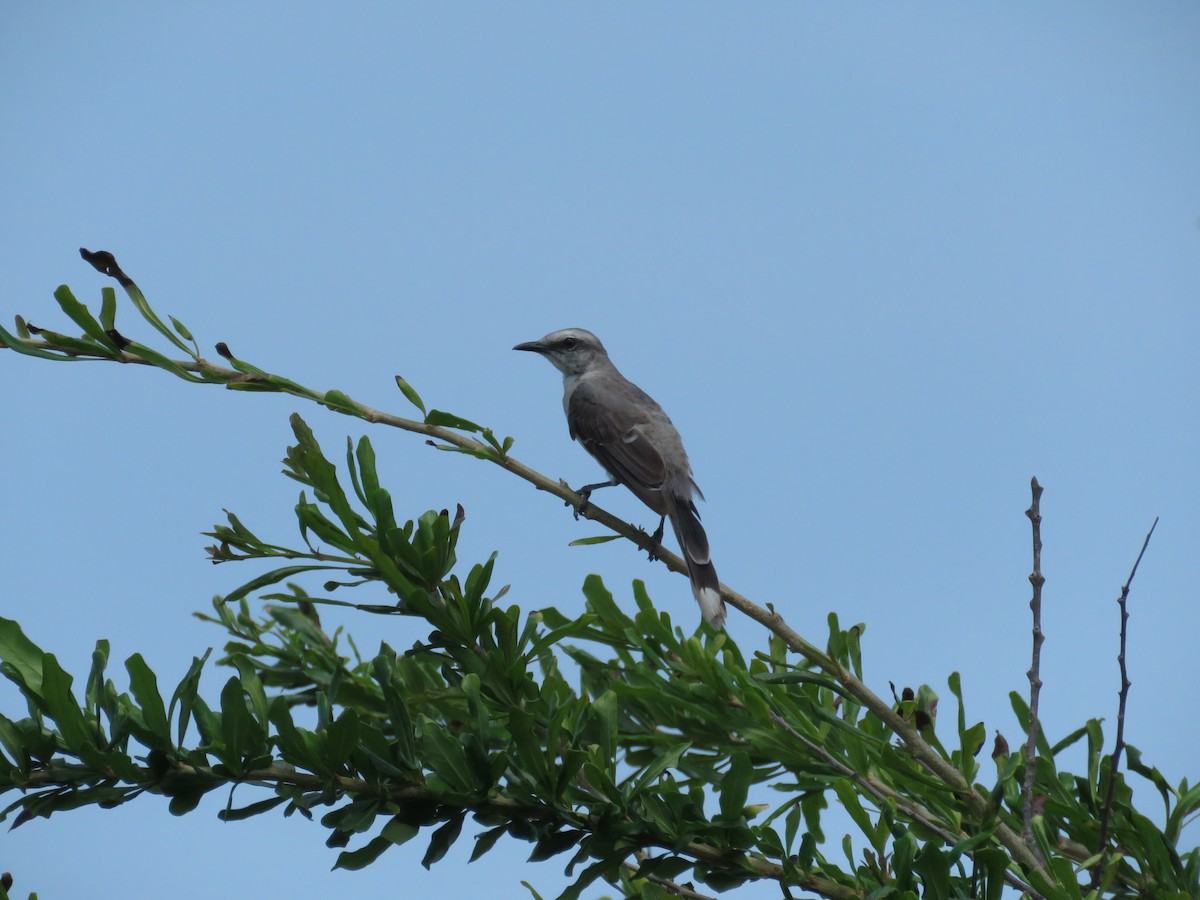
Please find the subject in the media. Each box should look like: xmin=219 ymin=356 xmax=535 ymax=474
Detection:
xmin=0 ymin=250 xmax=1045 ymax=876
xmin=2 ymin=251 xmax=1197 ymax=899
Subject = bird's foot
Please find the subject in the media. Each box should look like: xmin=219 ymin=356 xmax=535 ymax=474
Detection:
xmin=571 ymin=487 xmax=594 ymax=521
xmin=644 ymin=517 xmax=666 ymax=560
xmin=570 ymin=480 xmax=616 ymax=520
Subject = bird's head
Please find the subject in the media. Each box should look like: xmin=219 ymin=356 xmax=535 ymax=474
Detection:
xmin=513 ymin=328 xmax=609 ymax=377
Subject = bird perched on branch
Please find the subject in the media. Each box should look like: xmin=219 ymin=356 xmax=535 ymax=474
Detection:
xmin=514 ymin=328 xmax=725 ymax=628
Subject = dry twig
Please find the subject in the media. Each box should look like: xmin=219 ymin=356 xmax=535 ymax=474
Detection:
xmin=1022 ymin=477 xmax=1046 ymax=860
xmin=1092 ymin=517 xmax=1159 ymax=885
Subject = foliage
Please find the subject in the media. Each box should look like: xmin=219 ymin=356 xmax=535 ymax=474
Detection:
xmin=1 ymin=253 xmax=1198 ymax=900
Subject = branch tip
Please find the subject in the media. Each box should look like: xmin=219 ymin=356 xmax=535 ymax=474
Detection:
xmin=1092 ymin=516 xmax=1159 ymax=886
xmin=80 ymin=247 xmax=133 ymax=286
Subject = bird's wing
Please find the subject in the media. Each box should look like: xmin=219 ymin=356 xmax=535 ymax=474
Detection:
xmin=568 ymin=380 xmax=669 ymax=500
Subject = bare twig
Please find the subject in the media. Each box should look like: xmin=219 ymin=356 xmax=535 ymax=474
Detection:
xmin=1092 ymin=516 xmax=1159 ymax=883
xmin=1022 ymin=477 xmax=1046 ymax=860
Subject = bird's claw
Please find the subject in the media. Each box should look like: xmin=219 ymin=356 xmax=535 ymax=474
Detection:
xmin=644 ymin=518 xmax=665 ymax=560
xmin=571 ymin=488 xmax=593 ymax=521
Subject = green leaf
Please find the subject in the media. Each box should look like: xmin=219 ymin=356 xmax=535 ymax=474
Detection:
xmin=1029 ymin=817 xmax=1057 ymax=874
xmin=3 ymin=320 xmax=106 ymax=357
xmin=470 ymin=824 xmax=508 ymax=862
xmin=373 ymin=656 xmax=417 ymax=769
xmin=0 ymin=617 xmax=46 ymax=693
xmin=219 ymin=676 xmax=265 ymax=773
xmin=295 ymin=501 xmax=359 ymax=556
xmin=959 ymin=721 xmax=986 ymax=771
xmin=1130 ymin=810 xmax=1178 ymax=885
xmin=40 ymin=652 xmax=95 ymax=755
xmin=422 ymin=813 xmax=465 ymax=869
xmin=218 ymin=795 xmax=287 ymax=821
xmin=974 ymin=847 xmax=1009 ymax=900
xmin=125 ymin=653 xmax=170 ymax=745
xmin=168 ymin=786 xmax=208 ymax=816
xmin=119 ymin=275 xmax=195 ymax=356
xmin=381 ymin=816 xmax=420 ymax=847
xmin=289 ymin=416 xmax=366 ymax=542
xmin=394 ymin=375 xmax=426 ymax=415
xmin=123 ymin=340 xmax=204 ymax=382
xmin=1008 ymin=691 xmax=1052 ymax=756
xmin=580 ymin=575 xmax=631 ymax=631
xmin=0 ymin=320 xmax=80 ymax=360
xmin=586 ymin=690 xmax=617 ymax=765
xmin=529 ymin=828 xmax=584 ymax=862
xmin=460 ymin=674 xmax=489 ymax=745
xmin=719 ymin=752 xmax=753 ymax=824
xmin=754 ymin=669 xmax=843 ymax=693
xmin=891 ymin=830 xmax=918 ymax=891
xmin=630 ymin=741 xmax=690 ymax=795
xmin=355 ymin=435 xmax=382 ymax=499
xmin=268 ymin=695 xmax=324 ymax=775
xmin=190 ymin=694 xmax=222 ymax=746
xmin=947 ymin=828 xmax=995 ymax=861
xmin=168 ymin=650 xmax=211 ymax=748
xmin=1125 ymin=744 xmax=1172 ymax=806
xmin=323 ymin=390 xmax=359 ymax=415
xmin=322 ymin=709 xmax=361 ymax=770
xmin=99 ymin=287 xmax=117 ymax=331
xmin=168 ymin=315 xmax=194 ymax=342
xmin=568 ymin=535 xmax=622 ymax=546
xmin=833 ymin=779 xmax=877 ymax=848
xmin=0 ymin=712 xmax=32 ymax=770
xmin=463 ymin=555 xmax=496 ymax=605
xmin=220 ymin=565 xmax=341 ymax=605
xmin=1166 ymin=780 xmax=1200 ymax=845
xmin=85 ymin=639 xmax=112 ymax=712
xmin=53 ymin=284 xmax=119 ymax=352
xmin=424 ymin=410 xmax=484 ymax=432
xmin=227 ymin=655 xmax=270 ymax=729
xmin=912 ymin=842 xmax=951 ymax=900
xmin=335 ymin=836 xmax=393 ymax=870
xmin=419 ymin=717 xmax=479 ymax=794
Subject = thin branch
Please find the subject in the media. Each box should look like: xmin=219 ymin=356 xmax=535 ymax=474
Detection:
xmin=768 ymin=710 xmax=1042 ymax=899
xmin=623 ymin=853 xmax=719 ymax=900
xmin=17 ymin=762 xmax=858 ymax=899
xmin=1093 ymin=516 xmax=1159 ymax=880
xmin=1022 ymin=477 xmax=1046 ymax=860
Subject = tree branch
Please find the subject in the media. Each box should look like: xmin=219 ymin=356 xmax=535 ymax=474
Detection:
xmin=16 ymin=762 xmax=858 ymax=899
xmin=0 ymin=256 xmax=1053 ymax=884
xmin=1092 ymin=516 xmax=1158 ymax=883
xmin=768 ymin=710 xmax=1041 ymax=898
xmin=1023 ymin=477 xmax=1046 ymax=860
xmin=623 ymin=853 xmax=719 ymax=900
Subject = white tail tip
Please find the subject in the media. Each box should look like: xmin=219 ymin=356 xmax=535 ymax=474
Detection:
xmin=696 ymin=586 xmax=726 ymax=629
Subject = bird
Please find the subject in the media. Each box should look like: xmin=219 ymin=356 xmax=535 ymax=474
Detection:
xmin=513 ymin=328 xmax=725 ymax=628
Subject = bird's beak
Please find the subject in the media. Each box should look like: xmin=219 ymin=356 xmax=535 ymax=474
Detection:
xmin=512 ymin=340 xmax=545 ymax=353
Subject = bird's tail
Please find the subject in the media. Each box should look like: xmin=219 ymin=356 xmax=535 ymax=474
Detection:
xmin=667 ymin=495 xmax=726 ymax=629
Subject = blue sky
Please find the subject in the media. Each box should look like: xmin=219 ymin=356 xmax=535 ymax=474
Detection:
xmin=2 ymin=4 xmax=1198 ymax=898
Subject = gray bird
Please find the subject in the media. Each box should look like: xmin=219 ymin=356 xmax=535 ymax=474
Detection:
xmin=514 ymin=328 xmax=725 ymax=628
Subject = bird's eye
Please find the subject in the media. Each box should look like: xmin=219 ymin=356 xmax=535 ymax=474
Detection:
xmin=563 ymin=337 xmax=578 ymax=349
